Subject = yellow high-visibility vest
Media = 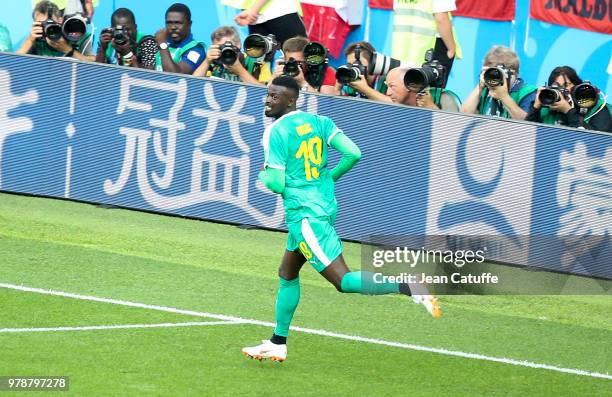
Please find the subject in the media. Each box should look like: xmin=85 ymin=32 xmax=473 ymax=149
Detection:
xmin=221 ymin=0 xmax=301 ymax=14
xmin=392 ymin=0 xmax=461 ymax=64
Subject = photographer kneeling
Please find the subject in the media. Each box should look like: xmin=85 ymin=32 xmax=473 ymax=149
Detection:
xmin=526 ymin=66 xmax=611 ymax=133
xmin=17 ymin=0 xmax=94 ymax=61
xmin=271 ymin=37 xmax=336 ymax=94
xmin=95 ymin=8 xmax=157 ymax=69
xmin=193 ymin=26 xmax=268 ymax=85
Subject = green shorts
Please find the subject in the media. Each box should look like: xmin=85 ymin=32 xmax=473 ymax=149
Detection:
xmin=287 ymin=217 xmax=343 ymax=272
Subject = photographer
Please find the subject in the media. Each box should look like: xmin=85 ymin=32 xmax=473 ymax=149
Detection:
xmin=17 ymin=0 xmax=94 ymax=61
xmin=526 ymin=66 xmax=611 ymax=132
xmin=192 ymin=26 xmax=266 ymax=85
xmin=336 ymin=41 xmax=392 ymax=102
xmin=461 ymin=46 xmax=537 ymax=120
xmin=271 ymin=36 xmax=336 ymax=94
xmin=95 ymin=8 xmax=157 ymax=69
xmin=386 ymin=68 xmax=460 ymax=112
xmin=155 ymin=3 xmax=206 ymax=74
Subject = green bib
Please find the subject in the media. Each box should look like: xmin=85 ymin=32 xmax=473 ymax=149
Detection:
xmin=155 ymin=39 xmax=203 ymax=71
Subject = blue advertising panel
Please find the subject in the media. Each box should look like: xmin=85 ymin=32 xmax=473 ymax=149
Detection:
xmin=0 ymin=54 xmax=610 ymax=278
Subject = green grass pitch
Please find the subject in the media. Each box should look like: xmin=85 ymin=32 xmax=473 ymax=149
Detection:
xmin=0 ymin=193 xmax=610 ymax=396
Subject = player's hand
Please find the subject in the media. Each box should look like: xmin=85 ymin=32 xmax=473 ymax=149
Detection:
xmin=30 ymin=21 xmax=43 ymax=41
xmin=416 ymin=90 xmax=437 ymax=109
xmin=206 ymin=44 xmax=220 ymax=63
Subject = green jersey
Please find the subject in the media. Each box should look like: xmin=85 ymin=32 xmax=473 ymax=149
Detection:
xmin=264 ymin=111 xmax=342 ymax=224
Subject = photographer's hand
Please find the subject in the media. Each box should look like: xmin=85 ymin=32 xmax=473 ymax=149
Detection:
xmin=16 ymin=21 xmax=42 ymax=54
xmin=416 ymin=90 xmax=438 ymax=110
xmin=533 ymin=87 xmax=543 ymax=110
xmin=488 ymin=77 xmax=510 ymax=101
xmin=99 ymin=31 xmax=112 ymax=50
xmin=272 ymin=59 xmax=285 ymax=79
xmin=226 ymin=58 xmax=262 ymax=85
xmin=47 ymin=36 xmax=73 ymax=55
xmin=549 ymin=95 xmax=573 ymax=114
xmin=205 ymin=45 xmax=220 ymax=64
xmin=29 ymin=21 xmax=43 ymax=42
xmin=347 ymin=75 xmax=370 ymax=94
xmin=348 ymin=75 xmax=392 ymax=102
xmin=113 ymin=39 xmax=132 ymax=57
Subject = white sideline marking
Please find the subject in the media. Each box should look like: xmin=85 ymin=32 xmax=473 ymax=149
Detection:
xmin=0 ymin=321 xmax=243 ymax=333
xmin=1 ymin=282 xmax=611 ymax=380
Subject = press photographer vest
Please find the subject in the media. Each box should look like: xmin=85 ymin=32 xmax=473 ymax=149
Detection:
xmin=429 ymin=87 xmax=461 ymax=108
xmin=391 ymin=0 xmax=462 ymax=64
xmin=221 ymin=0 xmax=301 ymax=14
xmin=155 ymin=39 xmax=202 ymax=71
xmin=478 ymin=84 xmax=537 ymax=118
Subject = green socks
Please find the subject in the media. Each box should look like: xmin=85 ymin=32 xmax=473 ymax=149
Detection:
xmin=340 ymin=271 xmax=400 ymax=295
xmin=273 ymin=277 xmax=301 ymax=337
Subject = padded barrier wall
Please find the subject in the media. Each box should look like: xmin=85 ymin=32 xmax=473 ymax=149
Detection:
xmin=0 ymin=53 xmax=610 ymax=279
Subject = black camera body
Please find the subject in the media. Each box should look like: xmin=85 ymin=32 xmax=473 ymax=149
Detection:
xmin=484 ymin=65 xmax=512 ymax=88
xmin=101 ymin=25 xmax=133 ymax=47
xmin=217 ymin=41 xmax=239 ymax=65
xmin=282 ymin=57 xmax=301 ymax=77
xmin=538 ymin=84 xmax=571 ymax=107
xmin=336 ymin=45 xmax=368 ymax=84
xmin=403 ymin=49 xmax=445 ymax=92
xmin=39 ymin=19 xmax=62 ymax=41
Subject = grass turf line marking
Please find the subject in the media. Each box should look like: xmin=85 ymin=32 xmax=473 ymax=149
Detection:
xmin=0 ymin=321 xmax=245 ymax=333
xmin=1 ymin=282 xmax=611 ymax=381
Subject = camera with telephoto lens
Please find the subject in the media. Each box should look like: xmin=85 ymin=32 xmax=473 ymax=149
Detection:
xmin=572 ymin=82 xmax=599 ymax=109
xmin=39 ymin=19 xmax=63 ymax=41
xmin=62 ymin=13 xmax=88 ymax=43
xmin=244 ymin=33 xmax=277 ymax=61
xmin=403 ymin=49 xmax=445 ymax=92
xmin=538 ymin=83 xmax=571 ymax=107
xmin=303 ymin=41 xmax=326 ymax=66
xmin=336 ymin=44 xmax=368 ymax=84
xmin=282 ymin=57 xmax=300 ymax=77
xmin=216 ymin=41 xmax=239 ymax=65
xmin=483 ymin=65 xmax=511 ymax=88
xmin=369 ymin=52 xmax=411 ymax=76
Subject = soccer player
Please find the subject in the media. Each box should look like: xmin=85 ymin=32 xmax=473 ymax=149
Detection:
xmin=242 ymin=76 xmax=441 ymax=362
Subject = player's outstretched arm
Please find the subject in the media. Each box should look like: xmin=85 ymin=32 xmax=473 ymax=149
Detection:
xmin=258 ymin=167 xmax=285 ymax=194
xmin=329 ymin=133 xmax=362 ymax=182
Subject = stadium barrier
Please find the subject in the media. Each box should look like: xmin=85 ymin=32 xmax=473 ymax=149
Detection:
xmin=0 ymin=53 xmax=610 ymax=279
